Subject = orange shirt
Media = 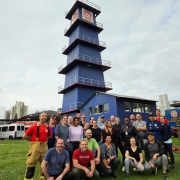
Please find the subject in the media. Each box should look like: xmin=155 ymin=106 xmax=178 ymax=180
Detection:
xmin=25 ymin=124 xmax=52 ymax=142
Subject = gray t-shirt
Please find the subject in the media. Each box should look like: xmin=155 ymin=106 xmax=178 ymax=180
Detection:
xmin=55 ymin=123 xmax=69 ymax=142
xmin=147 ymin=143 xmax=159 ymax=159
xmin=44 ymin=148 xmax=69 ymax=175
xmin=133 ymin=120 xmax=146 ymax=139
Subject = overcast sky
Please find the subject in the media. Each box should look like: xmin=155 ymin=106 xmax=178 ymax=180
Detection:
xmin=0 ymin=0 xmax=180 ymax=118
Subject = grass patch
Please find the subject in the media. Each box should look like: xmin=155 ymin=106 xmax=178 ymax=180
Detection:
xmin=0 ymin=138 xmax=180 ymax=180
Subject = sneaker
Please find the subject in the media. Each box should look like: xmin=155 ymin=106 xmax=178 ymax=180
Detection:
xmin=172 ymin=164 xmax=176 ymax=170
xmin=126 ymin=172 xmax=130 ymax=178
xmin=152 ymin=167 xmax=157 ymax=175
xmin=133 ymin=168 xmax=137 ymax=171
xmin=162 ymin=173 xmax=168 ymax=179
xmin=122 ymin=166 xmax=125 ymax=171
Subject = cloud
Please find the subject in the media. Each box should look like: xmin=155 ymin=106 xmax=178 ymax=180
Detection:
xmin=0 ymin=0 xmax=180 ymax=118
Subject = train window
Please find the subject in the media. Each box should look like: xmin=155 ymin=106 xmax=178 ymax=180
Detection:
xmin=89 ymin=107 xmax=93 ymax=115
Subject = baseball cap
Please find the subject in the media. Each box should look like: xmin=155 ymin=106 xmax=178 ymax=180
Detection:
xmin=101 ymin=115 xmax=105 ymax=118
xmin=149 ymin=112 xmax=154 ymax=116
xmin=147 ymin=132 xmax=154 ymax=137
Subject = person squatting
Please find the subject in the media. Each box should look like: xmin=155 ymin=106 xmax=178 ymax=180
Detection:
xmin=23 ymin=110 xmax=175 ymax=180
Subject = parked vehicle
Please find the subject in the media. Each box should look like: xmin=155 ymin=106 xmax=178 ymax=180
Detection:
xmin=172 ymin=125 xmax=178 ymax=138
xmin=0 ymin=124 xmax=25 ymax=140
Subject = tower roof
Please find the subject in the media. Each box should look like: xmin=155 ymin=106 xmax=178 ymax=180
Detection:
xmin=65 ymin=0 xmax=101 ymax=20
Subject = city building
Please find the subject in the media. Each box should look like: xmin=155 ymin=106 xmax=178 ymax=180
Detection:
xmin=10 ymin=101 xmax=28 ymax=119
xmin=157 ymin=94 xmax=180 ymax=115
xmin=4 ymin=110 xmax=10 ymax=119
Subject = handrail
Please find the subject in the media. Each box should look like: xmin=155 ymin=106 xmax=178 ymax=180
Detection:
xmin=76 ymin=0 xmax=101 ymax=11
xmin=64 ymin=16 xmax=103 ymax=35
xmin=69 ymin=76 xmax=112 ymax=88
xmin=62 ymin=33 xmax=106 ymax=53
xmin=69 ymin=53 xmax=111 ymax=66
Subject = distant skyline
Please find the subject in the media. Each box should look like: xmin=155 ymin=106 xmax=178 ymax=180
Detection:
xmin=0 ymin=0 xmax=180 ymax=118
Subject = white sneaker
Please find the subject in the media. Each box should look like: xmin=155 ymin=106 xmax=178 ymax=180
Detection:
xmin=133 ymin=168 xmax=137 ymax=171
xmin=122 ymin=166 xmax=125 ymax=171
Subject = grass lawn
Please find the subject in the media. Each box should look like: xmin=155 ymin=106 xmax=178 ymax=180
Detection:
xmin=0 ymin=138 xmax=180 ymax=180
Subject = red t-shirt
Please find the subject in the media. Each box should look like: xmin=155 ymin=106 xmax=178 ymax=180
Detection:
xmin=155 ymin=117 xmax=169 ymax=124
xmin=25 ymin=124 xmax=52 ymax=142
xmin=72 ymin=148 xmax=94 ymax=168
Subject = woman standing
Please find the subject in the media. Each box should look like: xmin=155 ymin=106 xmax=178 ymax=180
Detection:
xmin=47 ymin=115 xmax=57 ymax=149
xmin=102 ymin=120 xmax=117 ymax=146
xmin=90 ymin=120 xmax=103 ymax=146
xmin=89 ymin=117 xmax=94 ymax=128
xmin=100 ymin=135 xmax=120 ymax=178
xmin=55 ymin=115 xmax=69 ymax=143
xmin=69 ymin=116 xmax=83 ymax=151
xmin=125 ymin=137 xmax=144 ymax=178
xmin=160 ymin=116 xmax=176 ymax=169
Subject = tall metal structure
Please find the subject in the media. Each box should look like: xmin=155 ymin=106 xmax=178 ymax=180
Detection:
xmin=58 ymin=0 xmax=112 ymax=116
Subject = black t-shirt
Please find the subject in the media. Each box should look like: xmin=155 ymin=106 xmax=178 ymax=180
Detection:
xmin=127 ymin=146 xmax=142 ymax=162
xmin=90 ymin=127 xmax=101 ymax=143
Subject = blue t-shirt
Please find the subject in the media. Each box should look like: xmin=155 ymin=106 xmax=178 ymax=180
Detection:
xmin=48 ymin=126 xmax=56 ymax=145
xmin=44 ymin=148 xmax=70 ymax=175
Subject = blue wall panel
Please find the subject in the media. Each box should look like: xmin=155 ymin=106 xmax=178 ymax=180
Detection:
xmin=62 ymin=88 xmax=78 ymax=112
xmin=80 ymin=93 xmax=117 ymax=121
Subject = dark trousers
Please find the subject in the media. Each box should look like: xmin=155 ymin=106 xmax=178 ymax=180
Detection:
xmin=50 ymin=171 xmax=75 ymax=180
xmin=164 ymin=143 xmax=175 ymax=164
xmin=69 ymin=141 xmax=80 ymax=167
xmin=115 ymin=140 xmax=123 ymax=157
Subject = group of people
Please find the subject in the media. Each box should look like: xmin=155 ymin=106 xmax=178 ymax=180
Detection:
xmin=23 ymin=109 xmax=175 ymax=180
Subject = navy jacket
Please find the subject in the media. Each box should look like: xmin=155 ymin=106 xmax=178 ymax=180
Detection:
xmin=161 ymin=123 xmax=172 ymax=141
xmin=146 ymin=120 xmax=162 ymax=140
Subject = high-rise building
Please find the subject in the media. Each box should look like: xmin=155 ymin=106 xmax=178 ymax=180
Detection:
xmin=4 ymin=110 xmax=11 ymax=119
xmin=10 ymin=101 xmax=28 ymax=119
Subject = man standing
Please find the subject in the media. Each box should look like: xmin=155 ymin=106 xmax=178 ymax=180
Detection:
xmin=129 ymin=114 xmax=136 ymax=125
xmin=67 ymin=116 xmax=73 ymax=127
xmin=146 ymin=113 xmax=163 ymax=143
xmin=41 ymin=138 xmax=75 ymax=180
xmin=133 ymin=113 xmax=148 ymax=150
xmin=23 ymin=112 xmax=52 ymax=180
xmin=72 ymin=140 xmax=99 ymax=180
xmin=98 ymin=115 xmax=105 ymax=131
xmin=144 ymin=132 xmax=168 ymax=179
xmin=110 ymin=115 xmax=116 ymax=126
xmin=79 ymin=115 xmax=86 ymax=128
xmin=84 ymin=129 xmax=100 ymax=164
xmin=155 ymin=109 xmax=169 ymax=124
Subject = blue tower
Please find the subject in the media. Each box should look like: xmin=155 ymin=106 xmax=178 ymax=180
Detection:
xmin=58 ymin=0 xmax=112 ymax=116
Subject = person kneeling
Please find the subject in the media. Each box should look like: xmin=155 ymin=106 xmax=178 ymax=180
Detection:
xmin=144 ymin=132 xmax=168 ymax=179
xmin=41 ymin=138 xmax=75 ymax=180
xmin=100 ymin=135 xmax=120 ymax=178
xmin=72 ymin=139 xmax=99 ymax=180
xmin=124 ymin=137 xmax=144 ymax=178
